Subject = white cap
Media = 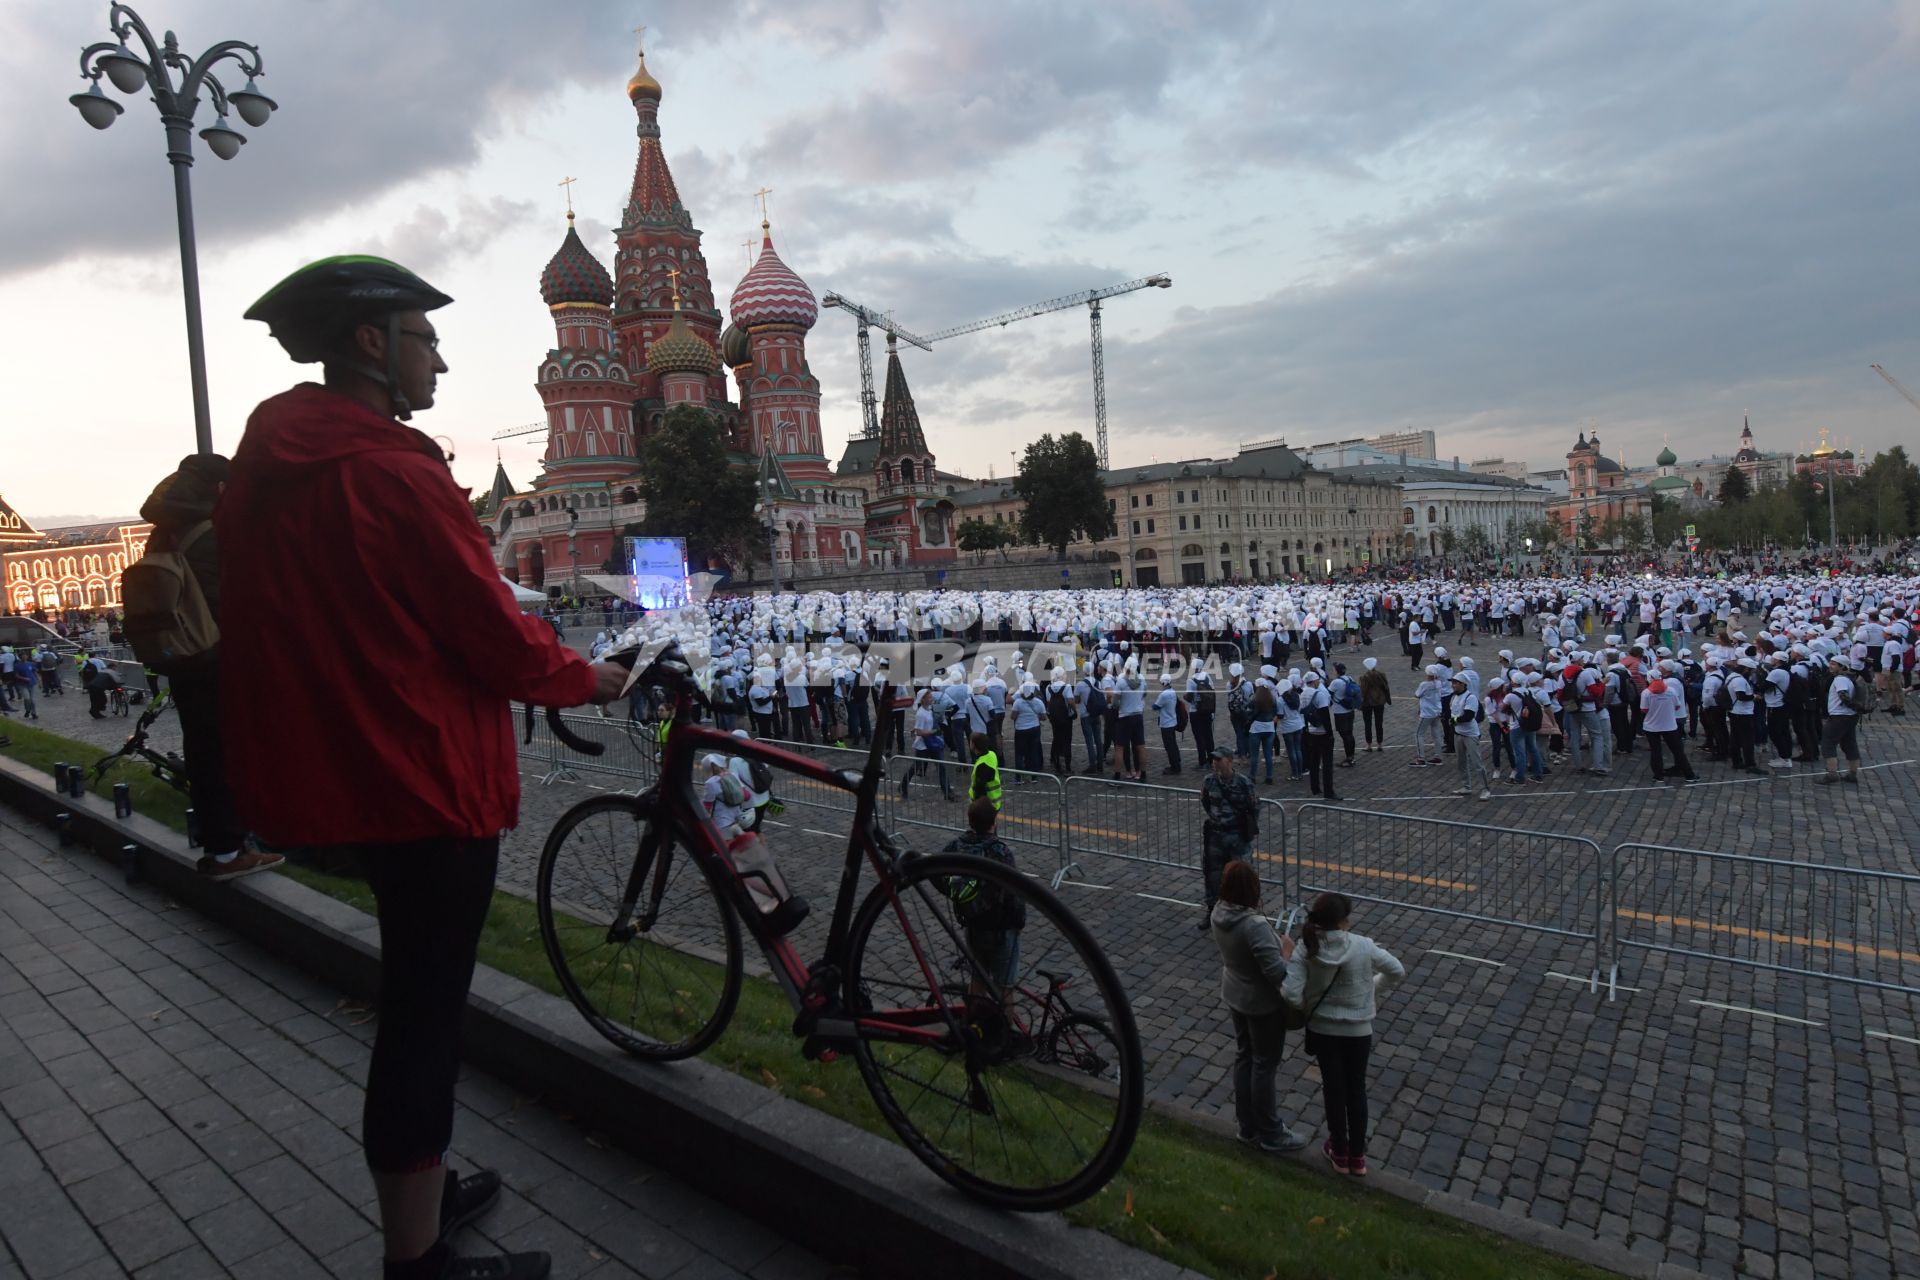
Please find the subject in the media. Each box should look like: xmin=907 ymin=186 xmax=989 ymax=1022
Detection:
xmin=1363 ymin=657 xmax=1378 ymax=670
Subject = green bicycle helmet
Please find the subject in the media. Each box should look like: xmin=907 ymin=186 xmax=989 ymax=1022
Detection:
xmin=246 ymin=255 xmax=452 ymax=418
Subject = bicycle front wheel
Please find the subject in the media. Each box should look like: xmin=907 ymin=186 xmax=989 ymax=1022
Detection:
xmin=536 ymin=793 xmax=741 ymax=1060
xmin=844 ymin=853 xmax=1143 ymax=1211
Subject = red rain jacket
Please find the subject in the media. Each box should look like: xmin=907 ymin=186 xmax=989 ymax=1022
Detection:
xmin=217 ymin=384 xmax=596 ymax=845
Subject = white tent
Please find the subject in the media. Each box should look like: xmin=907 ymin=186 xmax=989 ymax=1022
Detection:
xmin=501 ymin=576 xmax=546 ymax=610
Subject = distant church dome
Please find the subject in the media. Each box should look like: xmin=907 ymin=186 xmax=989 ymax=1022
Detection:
xmin=1656 ymin=444 xmax=1677 ymax=467
xmin=729 ymin=226 xmax=817 ymax=331
xmin=539 ymin=216 xmax=612 ymax=308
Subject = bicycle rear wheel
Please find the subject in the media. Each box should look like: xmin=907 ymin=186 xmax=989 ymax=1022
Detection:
xmin=536 ymin=793 xmax=741 ymax=1060
xmin=844 ymin=853 xmax=1143 ymax=1211
xmin=1045 ymin=1014 xmax=1124 ymax=1086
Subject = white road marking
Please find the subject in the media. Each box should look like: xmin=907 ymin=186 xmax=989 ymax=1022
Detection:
xmin=1426 ymin=949 xmax=1504 ymax=967
xmin=1362 ymin=758 xmax=1916 ymax=804
xmin=1050 ymin=880 xmax=1117 ymax=891
xmin=1545 ymin=970 xmax=1641 ymax=993
xmin=1688 ymin=998 xmax=1823 ymax=1027
xmin=802 ymin=829 xmax=841 ymax=839
xmin=1134 ymin=893 xmax=1201 ymax=908
xmin=1867 ymin=1029 xmax=1920 ymax=1047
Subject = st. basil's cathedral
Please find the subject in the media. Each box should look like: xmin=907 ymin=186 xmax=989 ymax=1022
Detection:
xmin=481 ymin=48 xmax=956 ymax=591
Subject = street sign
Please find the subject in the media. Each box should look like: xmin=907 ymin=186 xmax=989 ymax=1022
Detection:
xmin=1061 ymin=568 xmax=1070 ymax=579
xmin=1110 ymin=569 xmax=1123 ymax=587
xmin=1684 ymin=524 xmax=1696 ymax=537
xmin=937 ymin=569 xmax=947 ymax=582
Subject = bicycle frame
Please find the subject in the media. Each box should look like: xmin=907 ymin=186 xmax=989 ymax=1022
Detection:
xmin=632 ymin=684 xmax=969 ymax=1054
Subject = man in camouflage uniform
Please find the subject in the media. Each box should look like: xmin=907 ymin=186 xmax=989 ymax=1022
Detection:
xmin=1198 ymin=746 xmax=1258 ymax=931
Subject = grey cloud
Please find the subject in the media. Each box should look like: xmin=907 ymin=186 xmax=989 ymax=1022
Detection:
xmin=371 ymin=196 xmax=539 ymax=278
xmin=3 ymin=0 xmax=737 ymax=278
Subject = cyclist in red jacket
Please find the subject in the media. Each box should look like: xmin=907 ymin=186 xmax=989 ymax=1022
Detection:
xmin=221 ymin=256 xmax=626 ymax=1280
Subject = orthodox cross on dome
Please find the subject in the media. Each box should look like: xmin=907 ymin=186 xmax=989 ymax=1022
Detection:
xmin=741 ymin=238 xmax=755 ymax=268
xmin=633 ymin=24 xmax=646 ymax=54
xmin=754 ymin=186 xmax=774 ymax=230
xmin=667 ymin=264 xmax=683 ymax=308
xmin=558 ymin=175 xmax=577 ymax=219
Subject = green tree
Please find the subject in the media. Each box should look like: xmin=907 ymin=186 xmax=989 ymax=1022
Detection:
xmin=1618 ymin=514 xmax=1653 ymax=557
xmin=1437 ymin=525 xmax=1459 ymax=560
xmin=1717 ymin=465 xmax=1752 ymax=506
xmin=956 ymin=517 xmax=1011 ymax=564
xmin=1013 ymin=432 xmax=1113 ymax=560
xmin=636 ymin=405 xmax=757 ymax=570
xmin=1459 ymin=525 xmax=1491 ymax=561
xmin=1575 ymin=510 xmax=1598 ymax=552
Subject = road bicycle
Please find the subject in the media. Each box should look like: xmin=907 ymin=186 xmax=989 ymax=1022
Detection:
xmin=91 ymin=686 xmax=186 ymax=791
xmin=108 ymin=683 xmax=131 ymax=716
xmin=530 ymin=642 xmax=1143 ymax=1211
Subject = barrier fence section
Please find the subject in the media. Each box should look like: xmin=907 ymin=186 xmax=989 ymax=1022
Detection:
xmin=756 ymin=739 xmax=869 ymax=824
xmin=882 ymin=758 xmax=1067 ymax=879
xmin=1057 ymin=777 xmax=1288 ymax=898
xmin=1610 ymin=843 xmax=1920 ymax=996
xmin=1292 ymin=803 xmax=1612 ymax=992
xmin=515 ymin=708 xmax=660 ymax=789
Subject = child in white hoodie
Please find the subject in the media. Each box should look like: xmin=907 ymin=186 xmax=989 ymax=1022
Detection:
xmin=1281 ymin=892 xmax=1404 ymax=1176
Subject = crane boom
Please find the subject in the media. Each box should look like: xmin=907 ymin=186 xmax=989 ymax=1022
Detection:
xmin=491 ymin=421 xmax=546 ymax=441
xmin=920 ymin=274 xmax=1171 ymax=342
xmin=1872 ymin=364 xmax=1920 ymax=416
xmin=919 ymin=273 xmax=1171 ymax=468
xmin=821 ymin=293 xmax=932 ymax=440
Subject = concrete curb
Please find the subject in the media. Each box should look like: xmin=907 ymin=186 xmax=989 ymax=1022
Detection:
xmin=0 ymin=756 xmax=1193 ymax=1280
xmin=1 ymin=755 xmax=1702 ymax=1280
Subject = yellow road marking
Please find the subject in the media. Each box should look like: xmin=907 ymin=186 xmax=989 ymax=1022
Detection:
xmin=1617 ymin=909 xmax=1920 ymax=966
xmin=783 ymin=777 xmax=1139 ymax=839
xmin=1255 ymin=852 xmax=1476 ymax=892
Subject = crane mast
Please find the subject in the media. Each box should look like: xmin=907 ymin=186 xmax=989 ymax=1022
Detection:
xmin=820 ymin=293 xmax=930 ymax=440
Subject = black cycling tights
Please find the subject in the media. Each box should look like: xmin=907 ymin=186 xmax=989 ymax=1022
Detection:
xmin=360 ymin=836 xmax=498 ymax=1173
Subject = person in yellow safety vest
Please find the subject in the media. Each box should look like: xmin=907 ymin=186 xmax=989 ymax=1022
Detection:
xmin=968 ymin=732 xmax=1003 ymax=811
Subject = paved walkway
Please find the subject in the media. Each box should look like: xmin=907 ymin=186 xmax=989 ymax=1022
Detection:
xmin=0 ymin=806 xmax=835 ymax=1280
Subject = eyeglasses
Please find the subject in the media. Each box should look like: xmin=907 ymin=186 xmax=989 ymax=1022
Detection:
xmin=398 ymin=328 xmax=440 ymax=352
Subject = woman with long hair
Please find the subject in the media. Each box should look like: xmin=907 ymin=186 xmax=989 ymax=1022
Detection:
xmin=1210 ymin=861 xmax=1308 ymax=1153
xmin=1282 ymin=892 xmax=1404 ymax=1176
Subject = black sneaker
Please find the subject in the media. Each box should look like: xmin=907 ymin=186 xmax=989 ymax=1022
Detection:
xmin=439 ymin=1167 xmax=502 ymax=1241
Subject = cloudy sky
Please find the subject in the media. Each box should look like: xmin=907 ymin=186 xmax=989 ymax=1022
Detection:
xmin=5 ymin=0 xmax=1918 ymax=524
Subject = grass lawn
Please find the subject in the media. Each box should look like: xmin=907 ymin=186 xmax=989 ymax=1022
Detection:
xmin=2 ymin=722 xmax=1615 ymax=1280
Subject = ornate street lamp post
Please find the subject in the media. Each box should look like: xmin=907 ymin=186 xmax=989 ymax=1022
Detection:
xmin=71 ymin=4 xmax=277 ymax=456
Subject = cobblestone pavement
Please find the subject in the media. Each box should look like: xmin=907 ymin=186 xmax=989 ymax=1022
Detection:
xmin=29 ymin=641 xmax=1920 ymax=1277
xmin=0 ymin=808 xmax=835 ymax=1279
xmin=496 ymin=643 xmax=1920 ymax=1280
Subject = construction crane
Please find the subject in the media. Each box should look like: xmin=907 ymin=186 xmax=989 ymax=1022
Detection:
xmin=819 ymin=294 xmax=932 ymax=440
xmin=921 ymin=274 xmax=1171 ymax=469
xmin=1872 ymin=364 xmax=1920 ymax=416
xmin=491 ymin=421 xmax=546 ymax=441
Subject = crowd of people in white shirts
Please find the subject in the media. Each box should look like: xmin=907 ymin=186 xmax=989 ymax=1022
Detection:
xmin=581 ymin=568 xmax=1909 ymax=799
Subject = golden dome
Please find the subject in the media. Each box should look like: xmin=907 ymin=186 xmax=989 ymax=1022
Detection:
xmin=626 ymin=51 xmax=661 ymax=101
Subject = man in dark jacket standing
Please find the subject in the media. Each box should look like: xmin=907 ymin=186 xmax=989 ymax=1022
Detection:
xmin=137 ymin=456 xmax=281 ymax=880
xmin=1198 ymin=747 xmax=1258 ymax=931
xmin=222 ymin=256 xmax=625 ymax=1280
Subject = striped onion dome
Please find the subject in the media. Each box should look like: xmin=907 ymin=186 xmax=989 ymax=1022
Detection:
xmin=539 ymin=215 xmax=612 ymax=308
xmin=728 ymin=224 xmax=816 ymax=330
xmin=646 ymin=306 xmax=719 ymax=377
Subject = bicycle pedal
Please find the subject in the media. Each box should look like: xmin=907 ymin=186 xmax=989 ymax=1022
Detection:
xmin=800 ymin=1037 xmax=843 ymax=1064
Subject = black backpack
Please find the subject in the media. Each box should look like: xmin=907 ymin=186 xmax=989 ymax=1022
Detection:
xmin=1712 ymin=676 xmax=1734 ymax=712
xmin=1082 ymin=680 xmax=1109 ymax=716
xmin=1519 ymin=693 xmax=1544 ymax=733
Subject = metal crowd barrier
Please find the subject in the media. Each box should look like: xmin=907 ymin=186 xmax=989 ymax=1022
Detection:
xmin=515 ymin=708 xmax=659 ymax=788
xmin=1292 ymin=803 xmax=1611 ymax=992
xmin=883 ymin=758 xmax=1068 ymax=878
xmin=1610 ymin=843 xmax=1920 ymax=996
xmin=1056 ymin=777 xmax=1288 ymax=898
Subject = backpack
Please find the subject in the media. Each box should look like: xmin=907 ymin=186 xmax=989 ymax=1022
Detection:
xmin=1195 ymin=685 xmax=1219 ymax=718
xmin=1281 ymin=688 xmax=1301 ymax=712
xmin=1083 ymin=681 xmax=1109 ymax=716
xmin=1048 ymin=688 xmax=1072 ymax=721
xmin=1228 ymin=682 xmax=1253 ymax=726
xmin=945 ymin=836 xmax=1026 ymax=930
xmin=748 ymin=759 xmax=774 ymax=794
xmin=1846 ymin=676 xmax=1874 ymax=714
xmin=715 ymin=771 xmax=748 ymax=809
xmin=1682 ymin=665 xmax=1705 ymax=705
xmin=1333 ymin=676 xmax=1360 ymax=711
xmin=1712 ymin=678 xmax=1734 ymax=712
xmin=121 ymin=521 xmax=218 ymax=671
xmin=1175 ymin=697 xmax=1190 ymax=731
xmin=1519 ymin=693 xmax=1544 ymax=733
